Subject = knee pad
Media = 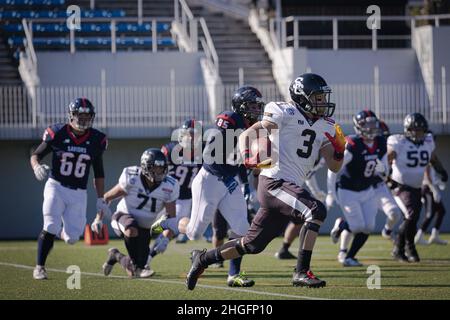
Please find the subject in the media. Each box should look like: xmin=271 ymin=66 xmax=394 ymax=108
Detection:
xmin=39 ymin=230 xmax=56 ymax=240
xmin=304 ymin=222 xmax=320 ymax=233
xmin=231 ymin=239 xmax=247 ymax=255
xmin=311 ymin=201 xmax=327 ymax=222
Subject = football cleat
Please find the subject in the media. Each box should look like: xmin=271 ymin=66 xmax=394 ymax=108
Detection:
xmin=151 ymin=215 xmax=167 ymax=235
xmin=227 ymin=272 xmax=255 ymax=287
xmin=392 ymin=247 xmax=409 ymax=263
xmin=381 ymin=227 xmax=395 ymax=241
xmin=274 ymin=250 xmax=297 ymax=260
xmin=406 ymin=247 xmax=420 ymax=263
xmin=292 ymin=269 xmax=326 ymax=288
xmin=135 ymin=266 xmax=155 ymax=278
xmin=176 ymin=233 xmax=189 ymax=244
xmin=414 ymin=230 xmax=429 ymax=245
xmin=186 ymin=249 xmax=207 ymax=290
xmin=330 ymin=218 xmax=343 ymax=244
xmin=102 ymin=247 xmax=119 ymax=276
xmin=337 ymin=250 xmax=347 ymax=264
xmin=428 ymin=229 xmax=448 ymax=245
xmin=33 ymin=265 xmax=48 ymax=280
xmin=343 ymin=257 xmax=363 ymax=267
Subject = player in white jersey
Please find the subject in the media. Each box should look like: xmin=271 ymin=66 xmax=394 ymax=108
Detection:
xmin=388 ymin=113 xmax=446 ymax=262
xmin=184 ymin=73 xmax=346 ymax=290
xmin=93 ymin=148 xmax=179 ymax=277
xmin=415 ymin=164 xmax=448 ymax=245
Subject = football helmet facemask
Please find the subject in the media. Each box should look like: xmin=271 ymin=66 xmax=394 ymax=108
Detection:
xmin=404 ymin=113 xmax=428 ymax=144
xmin=178 ymin=119 xmax=202 ymax=149
xmin=68 ymin=98 xmax=95 ymax=131
xmin=353 ymin=110 xmax=380 ymax=140
xmin=289 ymin=73 xmax=335 ymax=118
xmin=231 ymin=86 xmax=265 ymax=124
xmin=141 ymin=148 xmax=168 ymax=183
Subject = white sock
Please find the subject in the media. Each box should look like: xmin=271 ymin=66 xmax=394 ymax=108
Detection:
xmin=340 ymin=230 xmax=352 ymax=251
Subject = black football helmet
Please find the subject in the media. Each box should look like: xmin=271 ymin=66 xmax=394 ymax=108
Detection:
xmin=404 ymin=113 xmax=428 ymax=144
xmin=289 ymin=73 xmax=335 ymax=117
xmin=353 ymin=110 xmax=380 ymax=140
xmin=68 ymin=97 xmax=95 ymax=131
xmin=178 ymin=118 xmax=202 ymax=149
xmin=231 ymin=86 xmax=265 ymax=124
xmin=379 ymin=120 xmax=390 ymax=139
xmin=141 ymin=148 xmax=168 ymax=183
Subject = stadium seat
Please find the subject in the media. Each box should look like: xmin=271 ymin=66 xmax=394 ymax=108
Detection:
xmin=1 ymin=22 xmax=170 ymax=33
xmin=0 ymin=0 xmax=65 ymax=4
xmin=0 ymin=9 xmax=126 ymax=19
xmin=7 ymin=36 xmax=175 ymax=47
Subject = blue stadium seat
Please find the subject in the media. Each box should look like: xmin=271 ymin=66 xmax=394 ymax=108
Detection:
xmin=0 ymin=0 xmax=64 ymax=4
xmin=8 ymin=36 xmax=176 ymax=47
xmin=1 ymin=22 xmax=170 ymax=33
xmin=0 ymin=9 xmax=126 ymax=19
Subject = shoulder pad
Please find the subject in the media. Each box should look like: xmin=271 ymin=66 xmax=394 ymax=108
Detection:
xmin=43 ymin=123 xmax=65 ymax=142
xmin=424 ymin=133 xmax=434 ymax=142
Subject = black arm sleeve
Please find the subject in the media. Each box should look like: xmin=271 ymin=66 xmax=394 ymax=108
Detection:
xmin=92 ymin=153 xmax=105 ymax=179
xmin=32 ymin=142 xmax=52 ymax=161
xmin=238 ymin=165 xmax=249 ymax=184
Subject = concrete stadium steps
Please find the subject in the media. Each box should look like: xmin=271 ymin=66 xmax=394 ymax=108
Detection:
xmin=0 ymin=40 xmax=21 ymax=85
xmin=189 ymin=4 xmax=277 ymax=86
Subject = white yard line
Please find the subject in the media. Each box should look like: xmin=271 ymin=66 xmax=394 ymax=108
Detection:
xmin=0 ymin=261 xmax=332 ymax=300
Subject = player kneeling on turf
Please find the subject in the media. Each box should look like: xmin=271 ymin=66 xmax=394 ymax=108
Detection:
xmin=93 ymin=148 xmax=179 ymax=278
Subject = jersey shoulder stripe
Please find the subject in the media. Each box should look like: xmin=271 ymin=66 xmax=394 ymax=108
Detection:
xmin=125 ymin=165 xmax=140 ymax=176
xmin=164 ymin=175 xmax=177 ymax=185
xmin=44 ymin=123 xmax=65 ymax=142
xmin=323 ymin=117 xmax=335 ymax=125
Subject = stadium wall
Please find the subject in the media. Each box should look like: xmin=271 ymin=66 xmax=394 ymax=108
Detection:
xmin=1 ymin=136 xmax=450 ymax=239
xmin=285 ymin=48 xmax=423 ymax=84
xmin=36 ymin=52 xmax=206 ymax=86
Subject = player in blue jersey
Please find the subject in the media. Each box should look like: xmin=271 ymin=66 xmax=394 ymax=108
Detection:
xmin=327 ymin=110 xmax=393 ymax=266
xmin=30 ymin=98 xmax=108 ymax=279
xmin=152 ymin=86 xmax=264 ymax=287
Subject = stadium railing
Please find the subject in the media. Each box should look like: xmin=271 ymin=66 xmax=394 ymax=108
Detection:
xmin=0 ymin=82 xmax=448 ymax=139
xmin=268 ymin=14 xmax=450 ymax=50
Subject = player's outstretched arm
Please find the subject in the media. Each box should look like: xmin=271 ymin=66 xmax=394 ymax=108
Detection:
xmin=321 ymin=142 xmax=344 ymax=173
xmin=430 ymin=151 xmax=448 ymax=183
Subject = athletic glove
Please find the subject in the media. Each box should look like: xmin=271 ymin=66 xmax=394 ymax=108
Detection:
xmin=152 ymin=234 xmax=170 ymax=254
xmin=222 ymin=176 xmax=239 ymax=194
xmin=375 ymin=159 xmax=388 ymax=177
xmin=325 ymin=124 xmax=346 ymax=161
xmin=33 ymin=164 xmax=50 ymax=181
xmin=90 ymin=217 xmax=103 ymax=234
